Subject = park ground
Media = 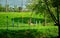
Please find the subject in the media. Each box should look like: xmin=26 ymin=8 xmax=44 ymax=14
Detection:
xmin=0 ymin=12 xmax=59 ymax=38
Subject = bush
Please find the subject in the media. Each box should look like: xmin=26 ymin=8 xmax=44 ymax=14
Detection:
xmin=0 ymin=27 xmax=58 ymax=38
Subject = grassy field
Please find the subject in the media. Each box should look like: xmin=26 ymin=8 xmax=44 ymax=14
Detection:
xmin=0 ymin=26 xmax=58 ymax=38
xmin=0 ymin=12 xmax=54 ymax=27
xmin=0 ymin=26 xmax=58 ymax=30
xmin=0 ymin=12 xmax=58 ymax=38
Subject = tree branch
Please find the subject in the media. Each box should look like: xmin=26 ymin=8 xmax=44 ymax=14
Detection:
xmin=44 ymin=0 xmax=57 ymax=24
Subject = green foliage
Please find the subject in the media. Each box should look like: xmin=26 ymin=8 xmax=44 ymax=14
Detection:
xmin=0 ymin=4 xmax=22 ymax=12
xmin=27 ymin=0 xmax=60 ymax=25
xmin=0 ymin=4 xmax=5 ymax=12
xmin=0 ymin=26 xmax=58 ymax=38
xmin=0 ymin=12 xmax=54 ymax=27
xmin=51 ymin=0 xmax=60 ymax=7
xmin=18 ymin=7 xmax=22 ymax=12
xmin=26 ymin=0 xmax=47 ymax=13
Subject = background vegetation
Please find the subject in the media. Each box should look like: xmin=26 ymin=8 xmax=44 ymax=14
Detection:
xmin=0 ymin=0 xmax=59 ymax=38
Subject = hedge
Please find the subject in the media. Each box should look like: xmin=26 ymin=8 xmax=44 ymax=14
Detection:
xmin=0 ymin=27 xmax=58 ymax=38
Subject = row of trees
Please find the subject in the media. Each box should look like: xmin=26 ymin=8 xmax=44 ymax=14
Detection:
xmin=0 ymin=4 xmax=22 ymax=12
xmin=0 ymin=0 xmax=60 ymax=26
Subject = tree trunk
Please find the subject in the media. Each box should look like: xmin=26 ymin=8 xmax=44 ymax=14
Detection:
xmin=44 ymin=1 xmax=59 ymax=26
xmin=57 ymin=5 xmax=60 ymax=26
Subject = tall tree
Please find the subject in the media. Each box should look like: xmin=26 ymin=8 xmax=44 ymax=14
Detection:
xmin=14 ymin=5 xmax=18 ymax=12
xmin=44 ymin=0 xmax=60 ymax=26
xmin=27 ymin=0 xmax=60 ymax=26
xmin=18 ymin=7 xmax=22 ymax=12
xmin=0 ymin=4 xmax=5 ymax=12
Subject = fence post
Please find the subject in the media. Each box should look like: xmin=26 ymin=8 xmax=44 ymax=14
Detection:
xmin=22 ymin=16 xmax=23 ymax=25
xmin=6 ymin=16 xmax=8 ymax=30
xmin=17 ymin=20 xmax=19 ymax=27
xmin=36 ymin=20 xmax=37 ymax=25
xmin=34 ymin=18 xmax=35 ymax=24
xmin=12 ymin=18 xmax=14 ymax=27
xmin=39 ymin=21 xmax=41 ymax=25
xmin=6 ymin=16 xmax=9 ymax=38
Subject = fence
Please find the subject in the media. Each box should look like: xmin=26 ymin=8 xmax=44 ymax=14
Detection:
xmin=0 ymin=16 xmax=43 ymax=28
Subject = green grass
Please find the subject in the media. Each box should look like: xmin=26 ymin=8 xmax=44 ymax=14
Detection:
xmin=0 ymin=12 xmax=58 ymax=38
xmin=0 ymin=26 xmax=58 ymax=30
xmin=0 ymin=12 xmax=44 ymax=27
xmin=0 ymin=12 xmax=54 ymax=27
xmin=0 ymin=26 xmax=58 ymax=38
xmin=0 ymin=12 xmax=43 ymax=18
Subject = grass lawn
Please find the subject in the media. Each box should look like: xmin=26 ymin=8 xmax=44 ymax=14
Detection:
xmin=0 ymin=12 xmax=45 ymax=27
xmin=0 ymin=12 xmax=55 ymax=27
xmin=0 ymin=26 xmax=58 ymax=30
xmin=0 ymin=12 xmax=58 ymax=38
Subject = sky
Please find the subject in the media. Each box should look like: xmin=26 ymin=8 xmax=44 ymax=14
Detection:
xmin=0 ymin=0 xmax=31 ymax=8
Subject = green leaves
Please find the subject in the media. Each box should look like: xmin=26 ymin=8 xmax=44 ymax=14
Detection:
xmin=51 ymin=0 xmax=60 ymax=7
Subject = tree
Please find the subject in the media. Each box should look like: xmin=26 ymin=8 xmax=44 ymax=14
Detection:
xmin=52 ymin=0 xmax=60 ymax=26
xmin=0 ymin=4 xmax=3 ymax=11
xmin=44 ymin=0 xmax=60 ymax=26
xmin=0 ymin=4 xmax=5 ymax=12
xmin=18 ymin=7 xmax=22 ymax=12
xmin=27 ymin=0 xmax=60 ymax=26
xmin=51 ymin=0 xmax=60 ymax=36
xmin=26 ymin=0 xmax=38 ymax=25
xmin=14 ymin=5 xmax=18 ymax=12
xmin=26 ymin=0 xmax=48 ymax=25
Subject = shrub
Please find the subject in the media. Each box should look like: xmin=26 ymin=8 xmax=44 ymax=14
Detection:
xmin=0 ymin=27 xmax=58 ymax=38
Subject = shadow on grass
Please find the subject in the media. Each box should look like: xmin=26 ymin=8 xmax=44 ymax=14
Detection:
xmin=0 ymin=29 xmax=58 ymax=38
xmin=0 ymin=29 xmax=37 ymax=38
